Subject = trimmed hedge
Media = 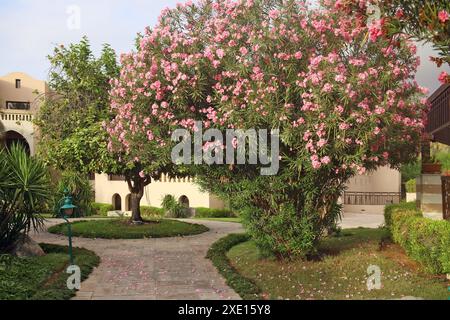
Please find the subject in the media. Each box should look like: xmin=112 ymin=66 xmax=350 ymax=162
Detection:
xmin=206 ymin=234 xmax=260 ymax=300
xmin=384 ymin=202 xmax=421 ymax=228
xmin=385 ymin=202 xmax=450 ymax=274
xmin=195 ymin=207 xmax=236 ymax=218
xmin=92 ymin=203 xmax=164 ymax=217
xmin=92 ymin=203 xmax=113 ymax=216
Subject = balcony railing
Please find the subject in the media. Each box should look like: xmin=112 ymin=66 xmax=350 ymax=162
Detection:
xmin=427 ymin=84 xmax=450 ymax=145
xmin=343 ymin=192 xmax=401 ymax=206
xmin=0 ymin=111 xmax=34 ymax=122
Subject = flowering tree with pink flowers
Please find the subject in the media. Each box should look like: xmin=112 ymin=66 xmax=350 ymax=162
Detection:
xmin=107 ymin=0 xmax=427 ymax=256
xmin=106 ymin=58 xmax=181 ymax=223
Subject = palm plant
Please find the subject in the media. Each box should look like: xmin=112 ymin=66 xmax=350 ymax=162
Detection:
xmin=0 ymin=144 xmax=51 ymax=253
xmin=162 ymin=195 xmax=188 ymax=219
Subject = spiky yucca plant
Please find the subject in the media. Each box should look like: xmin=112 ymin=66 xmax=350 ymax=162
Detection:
xmin=0 ymin=144 xmax=51 ymax=253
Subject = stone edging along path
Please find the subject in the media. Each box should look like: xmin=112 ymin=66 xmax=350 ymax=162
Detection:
xmin=31 ymin=219 xmax=244 ymax=300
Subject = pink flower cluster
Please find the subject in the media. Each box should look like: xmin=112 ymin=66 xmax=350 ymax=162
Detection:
xmin=106 ymin=0 xmax=427 ymax=177
xmin=438 ymin=10 xmax=449 ymax=23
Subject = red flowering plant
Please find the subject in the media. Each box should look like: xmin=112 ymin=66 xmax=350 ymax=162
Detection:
xmin=107 ymin=0 xmax=427 ymax=257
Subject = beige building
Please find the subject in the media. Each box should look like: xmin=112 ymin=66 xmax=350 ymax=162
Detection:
xmin=0 ymin=72 xmax=49 ymax=155
xmin=0 ymin=72 xmax=401 ymax=214
xmin=94 ymin=174 xmax=226 ymax=212
xmin=343 ymin=167 xmax=401 ymax=214
xmin=0 ymin=72 xmax=226 ymax=211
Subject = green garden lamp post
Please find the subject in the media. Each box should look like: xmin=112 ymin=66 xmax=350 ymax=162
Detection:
xmin=60 ymin=189 xmax=77 ymax=265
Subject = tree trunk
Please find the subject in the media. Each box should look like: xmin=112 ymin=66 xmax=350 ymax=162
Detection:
xmin=130 ymin=192 xmax=144 ymax=224
xmin=401 ymin=182 xmax=407 ymax=201
xmin=126 ymin=174 xmax=151 ymax=224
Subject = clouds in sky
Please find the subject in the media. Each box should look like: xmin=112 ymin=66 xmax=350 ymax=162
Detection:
xmin=0 ymin=0 xmax=448 ymax=94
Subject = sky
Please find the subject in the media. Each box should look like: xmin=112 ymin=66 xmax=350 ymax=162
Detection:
xmin=0 ymin=0 xmax=448 ymax=94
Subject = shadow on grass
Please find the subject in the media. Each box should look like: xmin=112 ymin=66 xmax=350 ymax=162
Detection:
xmin=315 ymin=227 xmax=392 ymax=258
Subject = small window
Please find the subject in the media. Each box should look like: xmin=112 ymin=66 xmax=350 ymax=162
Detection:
xmin=6 ymin=101 xmax=30 ymax=110
xmin=15 ymin=79 xmax=21 ymax=89
xmin=108 ymin=174 xmax=125 ymax=181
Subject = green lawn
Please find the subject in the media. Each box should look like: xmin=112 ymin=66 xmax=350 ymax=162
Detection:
xmin=0 ymin=244 xmax=99 ymax=300
xmin=193 ymin=217 xmax=242 ymax=223
xmin=226 ymin=228 xmax=449 ymax=300
xmin=48 ymin=219 xmax=209 ymax=239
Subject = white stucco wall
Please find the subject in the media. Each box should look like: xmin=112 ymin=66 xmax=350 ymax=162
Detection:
xmin=94 ymin=174 xmax=224 ymax=210
xmin=0 ymin=114 xmax=36 ymax=154
xmin=346 ymin=166 xmax=401 ymax=193
xmin=344 ymin=166 xmax=401 ymax=214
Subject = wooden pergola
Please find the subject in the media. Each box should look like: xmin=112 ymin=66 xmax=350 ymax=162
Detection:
xmin=427 ymin=84 xmax=450 ymax=145
xmin=425 ymin=84 xmax=450 ymax=221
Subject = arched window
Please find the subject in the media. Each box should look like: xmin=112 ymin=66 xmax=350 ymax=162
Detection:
xmin=125 ymin=194 xmax=132 ymax=211
xmin=179 ymin=195 xmax=190 ymax=208
xmin=4 ymin=131 xmax=30 ymax=155
xmin=112 ymin=194 xmax=122 ymax=211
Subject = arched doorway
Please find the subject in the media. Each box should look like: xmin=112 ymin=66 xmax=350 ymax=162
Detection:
xmin=125 ymin=194 xmax=132 ymax=211
xmin=112 ymin=194 xmax=122 ymax=211
xmin=4 ymin=131 xmax=30 ymax=154
xmin=179 ymin=195 xmax=190 ymax=208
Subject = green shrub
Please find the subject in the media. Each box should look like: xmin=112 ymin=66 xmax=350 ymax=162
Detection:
xmin=92 ymin=203 xmax=164 ymax=218
xmin=384 ymin=202 xmax=421 ymax=229
xmin=91 ymin=203 xmax=113 ymax=216
xmin=206 ymin=234 xmax=260 ymax=300
xmin=385 ymin=203 xmax=450 ymax=274
xmin=241 ymin=202 xmax=329 ymax=259
xmin=0 ymin=244 xmax=100 ymax=300
xmin=405 ymin=179 xmax=416 ymax=193
xmin=141 ymin=206 xmax=164 ymax=218
xmin=53 ymin=171 xmax=94 ymax=217
xmin=194 ymin=207 xmax=236 ymax=218
xmin=162 ymin=195 xmax=188 ymax=218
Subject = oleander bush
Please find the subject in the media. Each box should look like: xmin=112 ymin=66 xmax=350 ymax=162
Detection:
xmin=107 ymin=0 xmax=428 ymax=258
xmin=385 ymin=203 xmax=450 ymax=274
xmin=194 ymin=208 xmax=236 ymax=219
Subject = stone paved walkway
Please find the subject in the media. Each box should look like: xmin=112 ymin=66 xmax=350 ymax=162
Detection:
xmin=31 ymin=219 xmax=244 ymax=300
xmin=30 ymin=214 xmax=383 ymax=300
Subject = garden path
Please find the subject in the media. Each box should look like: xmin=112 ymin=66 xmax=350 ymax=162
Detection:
xmin=31 ymin=219 xmax=243 ymax=300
